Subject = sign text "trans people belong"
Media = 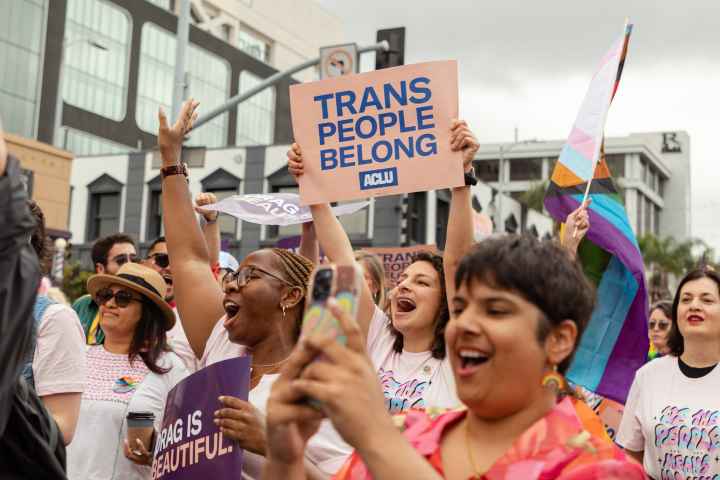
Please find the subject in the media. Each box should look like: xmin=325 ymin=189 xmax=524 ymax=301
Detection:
xmin=314 ymin=77 xmax=436 ymax=190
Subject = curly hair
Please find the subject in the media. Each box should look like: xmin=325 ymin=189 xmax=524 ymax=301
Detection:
xmin=29 ymin=200 xmax=52 ymax=276
xmin=388 ymin=251 xmax=449 ymax=360
xmin=271 ymin=248 xmax=315 ymax=339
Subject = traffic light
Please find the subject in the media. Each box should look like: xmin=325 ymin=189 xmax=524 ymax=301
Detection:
xmin=375 ymin=27 xmax=405 ymax=70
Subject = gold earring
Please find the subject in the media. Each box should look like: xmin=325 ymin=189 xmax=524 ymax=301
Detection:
xmin=541 ymin=364 xmax=565 ymax=393
xmin=281 ymin=304 xmax=286 ymax=320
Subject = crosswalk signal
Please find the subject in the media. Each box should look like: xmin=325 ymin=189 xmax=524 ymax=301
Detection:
xmin=375 ymin=27 xmax=405 ymax=70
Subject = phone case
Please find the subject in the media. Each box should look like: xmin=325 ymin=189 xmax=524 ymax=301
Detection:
xmin=301 ymin=264 xmax=363 ymax=345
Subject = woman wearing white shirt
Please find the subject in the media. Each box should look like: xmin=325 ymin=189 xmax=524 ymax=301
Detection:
xmin=617 ymin=267 xmax=720 ymax=480
xmin=66 ymin=263 xmax=188 ymax=479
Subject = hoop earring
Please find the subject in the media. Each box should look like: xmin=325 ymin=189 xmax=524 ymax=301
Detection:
xmin=542 ymin=365 xmax=565 ymax=393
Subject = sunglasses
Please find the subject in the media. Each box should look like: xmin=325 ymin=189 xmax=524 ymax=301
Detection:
xmin=148 ymin=253 xmax=170 ymax=269
xmin=112 ymin=253 xmax=139 ymax=267
xmin=222 ymin=266 xmax=294 ymax=289
xmin=649 ymin=320 xmax=670 ymax=331
xmin=96 ymin=287 xmax=143 ymax=308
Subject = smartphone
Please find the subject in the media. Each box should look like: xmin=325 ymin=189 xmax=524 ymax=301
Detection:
xmin=301 ymin=263 xmax=363 ymax=345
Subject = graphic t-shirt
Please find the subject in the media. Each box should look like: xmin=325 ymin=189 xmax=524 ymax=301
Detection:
xmin=67 ymin=347 xmax=186 ymax=480
xmin=366 ymin=307 xmax=459 ymax=414
xmin=617 ymin=355 xmax=720 ymax=480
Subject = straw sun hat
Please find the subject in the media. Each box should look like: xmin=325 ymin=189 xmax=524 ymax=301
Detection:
xmin=87 ymin=263 xmax=175 ymax=331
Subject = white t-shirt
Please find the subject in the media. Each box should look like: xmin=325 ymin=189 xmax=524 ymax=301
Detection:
xmin=616 ymin=355 xmax=720 ymax=479
xmin=32 ymin=303 xmax=86 ymax=396
xmin=367 ymin=307 xmax=459 ymax=414
xmin=167 ymin=308 xmax=202 ymax=372
xmin=199 ymin=317 xmax=352 ymax=478
xmin=67 ymin=347 xmax=188 ymax=480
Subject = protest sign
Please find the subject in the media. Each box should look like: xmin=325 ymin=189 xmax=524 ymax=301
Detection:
xmin=575 ymin=384 xmax=625 ymax=441
xmin=290 ymin=60 xmax=463 ymax=205
xmin=202 ymin=193 xmax=368 ymax=226
xmin=151 ymin=356 xmax=251 ymax=479
xmin=364 ymin=245 xmax=438 ymax=287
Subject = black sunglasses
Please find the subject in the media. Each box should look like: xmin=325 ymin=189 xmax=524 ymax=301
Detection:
xmin=96 ymin=287 xmax=143 ymax=308
xmin=649 ymin=320 xmax=670 ymax=331
xmin=148 ymin=253 xmax=170 ymax=269
xmin=112 ymin=253 xmax=139 ymax=267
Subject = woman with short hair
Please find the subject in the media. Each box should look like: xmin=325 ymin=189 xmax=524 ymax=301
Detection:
xmin=617 ymin=267 xmax=720 ymax=479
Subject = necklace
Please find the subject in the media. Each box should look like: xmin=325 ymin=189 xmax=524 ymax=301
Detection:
xmin=250 ymin=357 xmax=290 ymax=388
xmin=252 ymin=357 xmax=291 ymax=368
xmin=465 ymin=419 xmax=483 ymax=480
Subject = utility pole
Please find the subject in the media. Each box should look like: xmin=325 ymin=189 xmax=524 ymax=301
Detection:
xmin=172 ymin=0 xmax=191 ymax=122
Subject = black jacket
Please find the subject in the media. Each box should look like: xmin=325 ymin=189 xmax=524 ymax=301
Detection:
xmin=0 ymin=155 xmax=67 ymax=478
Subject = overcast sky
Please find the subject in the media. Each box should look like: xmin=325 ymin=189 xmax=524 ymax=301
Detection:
xmin=317 ymin=0 xmax=720 ymax=251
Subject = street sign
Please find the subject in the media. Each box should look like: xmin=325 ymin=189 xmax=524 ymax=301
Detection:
xmin=319 ymin=43 xmax=358 ymax=79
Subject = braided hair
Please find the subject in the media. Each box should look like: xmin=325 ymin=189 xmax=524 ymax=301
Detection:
xmin=271 ymin=248 xmax=314 ymax=339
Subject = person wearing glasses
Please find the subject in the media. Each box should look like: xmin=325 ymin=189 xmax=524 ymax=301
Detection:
xmin=158 ymin=100 xmax=350 ymax=479
xmin=72 ymin=233 xmax=138 ymax=345
xmin=144 ymin=236 xmax=174 ymax=304
xmin=66 ymin=262 xmax=188 ymax=480
xmin=647 ymin=301 xmax=672 ymax=360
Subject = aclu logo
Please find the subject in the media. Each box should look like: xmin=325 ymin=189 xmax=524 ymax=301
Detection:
xmin=359 ymin=167 xmax=398 ymax=190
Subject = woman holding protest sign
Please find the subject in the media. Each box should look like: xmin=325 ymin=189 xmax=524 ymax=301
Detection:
xmin=66 ymin=262 xmax=189 ymax=480
xmin=262 ymin=234 xmax=646 ymax=480
xmin=617 ymin=267 xmax=720 ymax=479
xmin=157 ymin=100 xmax=351 ymax=479
xmin=286 ymin=119 xmax=479 ymax=415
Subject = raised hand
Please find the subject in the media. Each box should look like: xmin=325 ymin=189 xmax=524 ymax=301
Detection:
xmin=450 ymin=119 xmax=480 ymax=173
xmin=195 ymin=191 xmax=219 ymax=223
xmin=287 ymin=143 xmax=304 ymax=183
xmin=158 ymin=99 xmax=199 ymax=167
xmin=562 ymin=199 xmax=592 ymax=257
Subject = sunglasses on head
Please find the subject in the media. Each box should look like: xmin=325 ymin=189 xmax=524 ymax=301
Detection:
xmin=95 ymin=287 xmax=143 ymax=308
xmin=148 ymin=253 xmax=170 ymax=269
xmin=649 ymin=320 xmax=670 ymax=331
xmin=112 ymin=253 xmax=139 ymax=267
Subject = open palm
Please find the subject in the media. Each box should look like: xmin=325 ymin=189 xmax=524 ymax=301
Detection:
xmin=158 ymin=99 xmax=199 ymax=165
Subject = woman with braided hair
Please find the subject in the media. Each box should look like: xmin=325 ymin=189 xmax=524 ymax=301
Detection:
xmin=158 ymin=100 xmax=351 ymax=479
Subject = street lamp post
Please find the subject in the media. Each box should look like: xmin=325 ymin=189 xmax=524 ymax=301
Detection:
xmin=54 ymin=37 xmax=108 ymax=148
xmin=52 ymin=238 xmax=67 ymax=286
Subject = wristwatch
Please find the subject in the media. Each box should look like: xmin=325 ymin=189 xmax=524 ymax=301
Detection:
xmin=464 ymin=167 xmax=478 ymax=186
xmin=161 ymin=162 xmax=188 ymax=180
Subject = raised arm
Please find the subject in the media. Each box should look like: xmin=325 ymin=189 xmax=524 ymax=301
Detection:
xmin=195 ymin=192 xmax=221 ymax=268
xmin=299 ymin=222 xmax=319 ymax=266
xmin=159 ymin=101 xmax=225 ymax=358
xmin=560 ymin=199 xmax=591 ymax=260
xmin=287 ymin=144 xmax=376 ymax=338
xmin=443 ymin=120 xmax=480 ymax=306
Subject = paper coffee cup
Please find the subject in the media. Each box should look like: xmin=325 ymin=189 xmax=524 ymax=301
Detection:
xmin=126 ymin=411 xmax=155 ymax=453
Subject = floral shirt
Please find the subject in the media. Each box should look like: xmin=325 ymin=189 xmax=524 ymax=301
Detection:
xmin=333 ymin=398 xmax=645 ymax=480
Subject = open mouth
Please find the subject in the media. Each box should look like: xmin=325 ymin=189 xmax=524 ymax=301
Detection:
xmin=163 ymin=275 xmax=173 ymax=286
xmin=223 ymin=299 xmax=241 ymax=318
xmin=457 ymin=349 xmax=489 ymax=370
xmin=395 ymin=297 xmax=417 ymax=314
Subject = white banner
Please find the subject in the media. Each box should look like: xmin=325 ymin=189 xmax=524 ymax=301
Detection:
xmin=202 ymin=193 xmax=369 ymax=226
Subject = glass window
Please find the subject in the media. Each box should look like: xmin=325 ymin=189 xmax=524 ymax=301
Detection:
xmin=146 ymin=189 xmax=163 ymax=240
xmin=436 ymin=196 xmax=450 ymax=250
xmin=89 ymin=191 xmax=120 ymax=240
xmin=605 ymin=154 xmax=625 ymax=177
xmin=640 ymin=158 xmax=648 ymax=184
xmin=475 ymin=159 xmax=499 ymax=183
xmin=236 ymin=71 xmax=275 ymax=146
xmin=0 ymin=0 xmax=47 ymax=137
xmin=654 ymin=205 xmax=660 ymax=235
xmin=645 ymin=198 xmax=653 ymax=236
xmin=406 ymin=193 xmax=426 ymax=244
xmin=137 ymin=23 xmax=230 ymax=148
xmin=509 ymin=157 xmax=543 ymax=181
xmin=636 ymin=192 xmax=643 ymax=236
xmin=237 ymin=28 xmax=270 ymax=63
xmin=62 ymin=0 xmax=131 ymax=122
xmin=63 ymin=128 xmax=131 ymax=156
xmin=206 ymin=188 xmax=238 ymax=239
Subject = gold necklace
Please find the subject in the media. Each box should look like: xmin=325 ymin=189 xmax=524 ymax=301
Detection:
xmin=465 ymin=420 xmax=483 ymax=480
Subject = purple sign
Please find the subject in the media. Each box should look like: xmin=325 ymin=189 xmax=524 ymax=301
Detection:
xmin=151 ymin=356 xmax=251 ymax=479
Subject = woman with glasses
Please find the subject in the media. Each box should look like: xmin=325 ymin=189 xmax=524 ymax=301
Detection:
xmin=618 ymin=268 xmax=720 ymax=479
xmin=157 ymin=100 xmax=351 ymax=479
xmin=648 ymin=301 xmax=672 ymax=360
xmin=66 ymin=263 xmax=189 ymax=480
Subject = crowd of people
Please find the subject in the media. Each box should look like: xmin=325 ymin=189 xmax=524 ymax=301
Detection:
xmin=1 ymin=99 xmax=719 ymax=480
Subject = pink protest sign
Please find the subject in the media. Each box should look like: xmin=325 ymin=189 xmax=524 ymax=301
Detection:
xmin=290 ymin=60 xmax=463 ymax=205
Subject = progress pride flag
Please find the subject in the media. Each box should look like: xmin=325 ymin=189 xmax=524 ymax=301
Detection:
xmin=151 ymin=357 xmax=251 ymax=479
xmin=290 ymin=60 xmax=463 ymax=205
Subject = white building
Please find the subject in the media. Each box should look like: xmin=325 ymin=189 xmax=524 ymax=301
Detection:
xmin=474 ymin=131 xmax=692 ymax=241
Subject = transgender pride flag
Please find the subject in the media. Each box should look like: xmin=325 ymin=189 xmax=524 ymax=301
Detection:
xmin=544 ymin=22 xmax=647 ymax=404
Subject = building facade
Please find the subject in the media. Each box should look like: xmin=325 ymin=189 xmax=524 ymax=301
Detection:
xmin=474 ymin=131 xmax=692 ymax=241
xmin=0 ymin=0 xmax=343 ymax=157
xmin=68 ymin=144 xmax=555 ymax=268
